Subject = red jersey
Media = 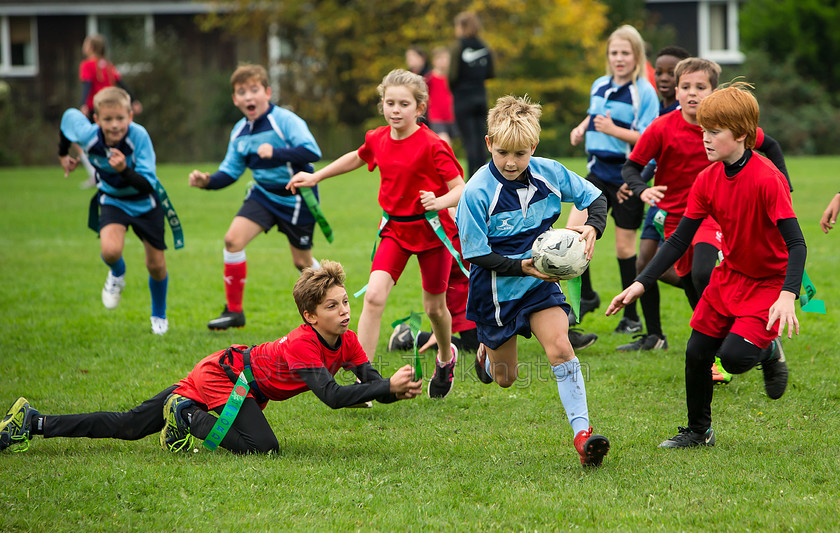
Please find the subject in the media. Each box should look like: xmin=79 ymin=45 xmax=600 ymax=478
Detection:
xmin=629 ymin=110 xmax=766 ymax=216
xmin=357 ymin=123 xmax=463 ymax=252
xmin=79 ymin=57 xmax=122 ymax=111
xmin=173 ymin=325 xmax=369 ymax=409
xmin=426 ymin=73 xmax=455 ymax=123
xmin=685 ymin=152 xmax=795 ymax=280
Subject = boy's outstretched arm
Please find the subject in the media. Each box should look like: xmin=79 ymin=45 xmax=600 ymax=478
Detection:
xmin=286 ymin=151 xmax=365 ymax=193
xmin=607 ymin=215 xmax=702 ymax=316
xmin=295 ymin=363 xmax=420 ymax=409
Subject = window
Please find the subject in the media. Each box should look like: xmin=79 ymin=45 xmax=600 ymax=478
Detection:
xmin=698 ymin=0 xmax=744 ymax=64
xmin=0 ymin=16 xmax=37 ymax=76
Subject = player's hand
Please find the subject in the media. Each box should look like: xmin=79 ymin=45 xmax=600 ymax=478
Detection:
xmin=522 ymin=258 xmax=559 ymax=282
xmin=80 ymin=104 xmax=90 ymax=117
xmin=108 ymin=147 xmax=127 ymax=173
xmin=59 ymin=155 xmax=79 ymax=178
xmin=565 ymin=224 xmax=597 ymax=260
xmin=570 ymin=126 xmax=585 ymax=146
xmin=640 ymin=185 xmax=668 ymax=207
xmin=131 ymin=100 xmax=143 ymax=115
xmin=767 ymin=291 xmax=799 ymax=339
xmin=286 ymin=171 xmax=319 ymax=194
xmin=616 ymin=183 xmax=633 ymax=204
xmin=819 ymin=193 xmax=840 ymax=233
xmin=418 ymin=333 xmax=437 ymax=353
xmin=257 ymin=143 xmax=274 ymax=160
xmin=419 ymin=190 xmax=439 ymax=212
xmin=606 ymin=281 xmax=645 ymax=316
xmin=593 ymin=112 xmax=616 ymax=135
xmin=390 ymin=364 xmax=423 ymax=399
xmin=189 ymin=170 xmax=210 ymax=188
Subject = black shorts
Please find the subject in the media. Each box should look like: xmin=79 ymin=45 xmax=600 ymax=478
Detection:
xmin=99 ymin=203 xmax=167 ymax=250
xmin=586 ymin=174 xmax=644 ymax=230
xmin=236 ymin=197 xmax=315 ymax=250
xmin=429 ymin=122 xmax=458 ymax=139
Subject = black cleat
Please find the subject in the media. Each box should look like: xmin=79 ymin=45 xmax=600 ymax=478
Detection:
xmin=578 ymin=292 xmax=601 ymax=321
xmin=617 ymin=333 xmax=668 ymax=352
xmin=614 ymin=317 xmax=643 ymax=334
xmin=760 ymin=338 xmax=788 ymax=400
xmin=659 ymin=426 xmax=715 ymax=448
xmin=569 ymin=329 xmax=598 ymax=350
xmin=474 ymin=344 xmax=493 ymax=384
xmin=207 ymin=305 xmax=246 ymax=330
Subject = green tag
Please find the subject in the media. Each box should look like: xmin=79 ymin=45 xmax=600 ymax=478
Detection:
xmin=153 ymin=181 xmax=184 ymax=249
xmin=299 ymin=187 xmax=334 ymax=243
xmin=564 ymin=276 xmax=582 ymax=320
xmin=800 ymin=269 xmax=826 ymax=314
xmin=203 ymin=371 xmax=249 ymax=451
xmin=391 ymin=311 xmax=424 ymax=380
xmin=652 ymin=208 xmax=667 ymax=240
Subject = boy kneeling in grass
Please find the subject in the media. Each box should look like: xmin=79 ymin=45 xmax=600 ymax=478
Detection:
xmin=0 ymin=261 xmax=421 ymax=454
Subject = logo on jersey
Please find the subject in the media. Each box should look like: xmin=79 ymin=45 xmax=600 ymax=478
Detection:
xmin=461 ymin=47 xmax=489 ymax=64
xmin=496 ymin=217 xmax=514 ymax=231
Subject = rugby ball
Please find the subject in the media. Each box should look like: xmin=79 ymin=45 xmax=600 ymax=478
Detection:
xmin=531 ymin=228 xmax=589 ymax=279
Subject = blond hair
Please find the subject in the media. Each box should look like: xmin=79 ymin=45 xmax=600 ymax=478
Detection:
xmin=674 ymin=58 xmax=722 ymax=89
xmin=606 ymin=25 xmax=647 ymax=82
xmin=230 ymin=64 xmax=269 ymax=91
xmin=377 ymin=69 xmax=428 ymax=114
xmin=486 ymin=95 xmax=542 ymax=150
xmin=696 ymin=82 xmax=759 ymax=149
xmin=293 ymin=260 xmax=346 ymax=321
xmin=93 ymin=87 xmax=131 ymax=114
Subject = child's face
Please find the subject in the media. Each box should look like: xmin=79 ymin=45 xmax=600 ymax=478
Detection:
xmin=702 ymin=125 xmax=746 ymax=164
xmin=608 ymin=38 xmax=636 ymax=83
xmin=382 ymin=85 xmax=424 ymax=135
xmin=654 ymin=54 xmax=681 ymax=102
xmin=676 ymin=70 xmax=714 ymax=123
xmin=304 ymin=285 xmax=351 ymax=339
xmin=486 ymin=139 xmax=537 ymax=181
xmin=405 ymin=49 xmax=425 ymax=74
xmin=94 ymin=103 xmax=133 ymax=146
xmin=232 ymin=78 xmax=272 ymax=121
xmin=432 ymin=52 xmax=450 ymax=72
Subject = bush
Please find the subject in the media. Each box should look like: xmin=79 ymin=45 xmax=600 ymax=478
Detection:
xmin=722 ymin=50 xmax=840 ymax=155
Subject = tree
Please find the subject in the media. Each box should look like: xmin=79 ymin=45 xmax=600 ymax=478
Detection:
xmin=740 ymin=0 xmax=840 ymax=102
xmin=200 ymin=0 xmax=610 ymax=155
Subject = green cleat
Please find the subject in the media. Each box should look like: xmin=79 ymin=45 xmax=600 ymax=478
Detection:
xmin=0 ymin=397 xmax=39 ymax=453
xmin=160 ymin=394 xmax=197 ymax=453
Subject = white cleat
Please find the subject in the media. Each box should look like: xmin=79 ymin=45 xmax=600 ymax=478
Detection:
xmin=101 ymin=271 xmax=126 ymax=309
xmin=150 ymin=316 xmax=169 ymax=335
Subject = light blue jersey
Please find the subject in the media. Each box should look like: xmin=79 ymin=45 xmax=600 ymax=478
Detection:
xmin=217 ymin=104 xmax=321 ymax=224
xmin=456 ymin=157 xmax=601 ymax=327
xmin=585 ymin=75 xmax=658 ymax=184
xmin=60 ymin=108 xmax=159 ymax=217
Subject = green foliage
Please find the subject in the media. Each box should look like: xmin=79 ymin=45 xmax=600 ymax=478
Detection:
xmin=1 ymin=158 xmax=840 ymax=530
xmin=201 ymin=0 xmax=611 ymax=157
xmin=740 ymin=0 xmax=840 ymax=102
xmin=721 ymin=50 xmax=840 ymax=155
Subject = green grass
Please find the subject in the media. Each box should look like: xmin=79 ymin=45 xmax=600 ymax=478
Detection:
xmin=1 ymin=158 xmax=839 ymax=531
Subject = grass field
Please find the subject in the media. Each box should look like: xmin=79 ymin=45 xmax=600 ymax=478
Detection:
xmin=1 ymin=158 xmax=839 ymax=531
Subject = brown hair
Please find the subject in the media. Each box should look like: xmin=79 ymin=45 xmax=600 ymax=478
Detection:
xmin=93 ymin=87 xmax=131 ymax=114
xmin=230 ymin=64 xmax=269 ymax=91
xmin=455 ymin=11 xmax=481 ymax=38
xmin=487 ymin=95 xmax=542 ymax=150
xmin=675 ymin=57 xmax=722 ymax=89
xmin=83 ymin=34 xmax=107 ymax=57
xmin=293 ymin=260 xmax=346 ymax=321
xmin=696 ymin=82 xmax=759 ymax=149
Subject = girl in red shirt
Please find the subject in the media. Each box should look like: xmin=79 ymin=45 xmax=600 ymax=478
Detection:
xmin=288 ymin=69 xmax=466 ymax=399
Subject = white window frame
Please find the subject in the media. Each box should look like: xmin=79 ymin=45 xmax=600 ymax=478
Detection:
xmin=698 ymin=0 xmax=745 ymax=64
xmin=0 ymin=15 xmax=38 ymax=77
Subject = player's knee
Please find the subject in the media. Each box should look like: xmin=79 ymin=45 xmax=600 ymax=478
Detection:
xmin=363 ymin=289 xmax=388 ymax=310
xmin=718 ymin=350 xmax=759 ymax=375
xmin=491 ymin=362 xmax=517 ymax=388
xmin=423 ymin=300 xmax=447 ymax=321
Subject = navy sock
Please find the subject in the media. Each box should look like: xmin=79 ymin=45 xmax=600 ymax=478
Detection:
xmin=149 ymin=274 xmax=168 ymax=318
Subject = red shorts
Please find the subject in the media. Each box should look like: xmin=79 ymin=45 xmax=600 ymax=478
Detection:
xmin=173 ymin=351 xmax=263 ymax=410
xmin=371 ymin=236 xmax=450 ymax=294
xmin=665 ymin=214 xmax=723 ymax=278
xmin=689 ymin=264 xmax=783 ymax=349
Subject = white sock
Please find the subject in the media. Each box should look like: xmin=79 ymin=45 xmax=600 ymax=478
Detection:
xmin=552 ymin=357 xmax=590 ymax=436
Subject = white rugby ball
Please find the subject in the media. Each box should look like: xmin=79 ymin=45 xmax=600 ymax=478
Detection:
xmin=531 ymin=228 xmax=589 ymax=279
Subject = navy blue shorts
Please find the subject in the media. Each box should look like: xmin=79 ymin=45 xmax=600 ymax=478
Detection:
xmin=475 ymin=283 xmax=572 ymax=350
xmin=99 ymin=203 xmax=167 ymax=251
xmin=586 ymin=174 xmax=644 ymax=230
xmin=640 ymin=205 xmax=664 ymax=242
xmin=237 ymin=196 xmax=315 ymax=251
